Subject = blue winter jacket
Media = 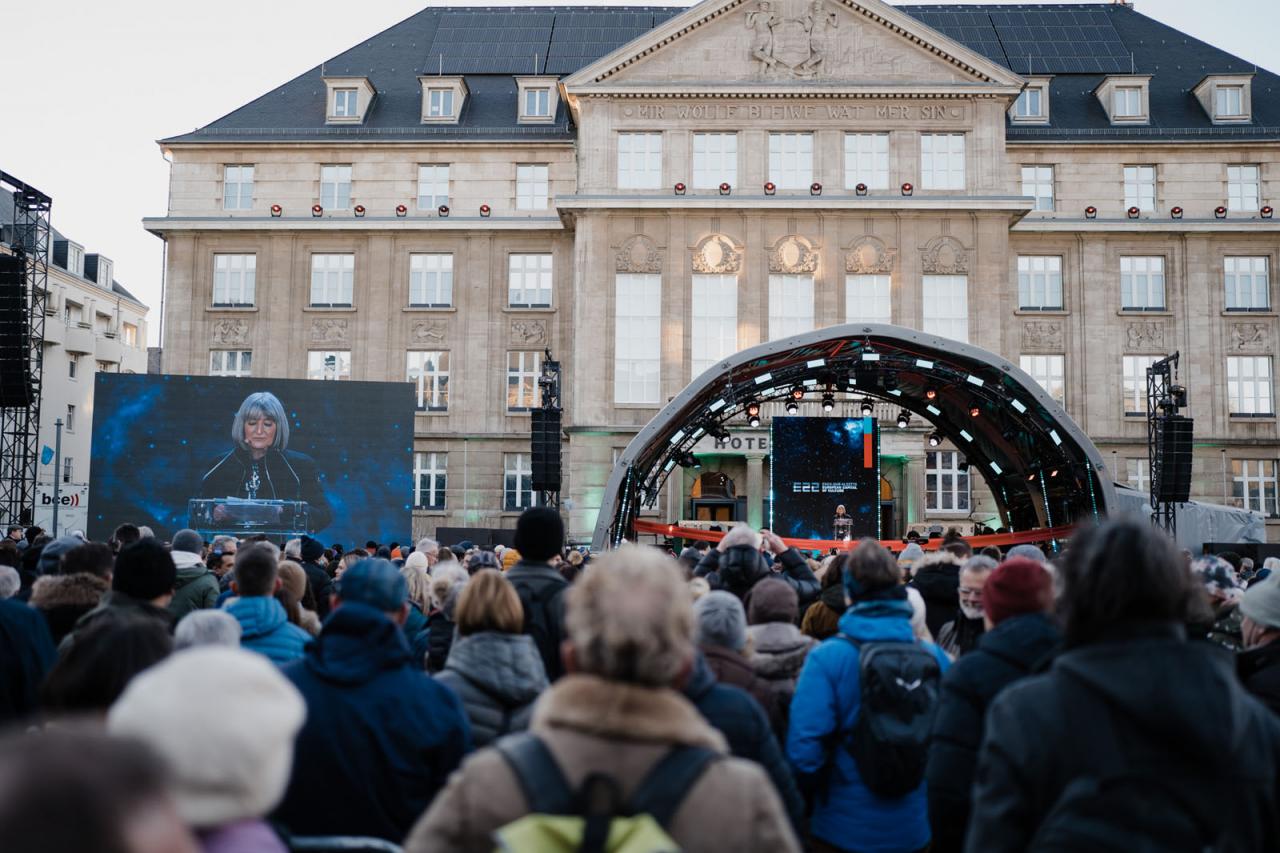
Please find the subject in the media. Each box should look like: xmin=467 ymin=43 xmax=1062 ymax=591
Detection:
xmin=224 ymin=596 xmax=311 ymax=664
xmin=787 ymin=599 xmax=950 ymax=853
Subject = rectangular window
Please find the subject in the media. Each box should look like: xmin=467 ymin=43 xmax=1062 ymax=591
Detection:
xmin=1113 ymin=87 xmax=1142 ymax=117
xmin=1225 ymin=256 xmax=1269 ymax=311
xmin=844 ymin=133 xmax=889 ymax=190
xmin=62 ymin=457 xmax=73 ymax=485
xmin=66 ymin=404 xmax=75 ymax=433
xmin=414 ymin=452 xmax=447 ymax=510
xmin=67 ymin=244 xmax=84 ymax=277
xmin=1228 ymin=165 xmax=1261 ymax=212
xmin=1233 ymin=459 xmax=1278 ymax=517
xmin=310 ymin=254 xmax=354 ymax=307
xmin=417 ymin=165 xmax=450 ymax=210
xmin=507 ymin=351 xmax=542 ymax=412
xmin=320 ymin=165 xmax=352 ymax=209
xmin=223 ymin=165 xmax=254 ymax=210
xmin=768 ymin=133 xmax=814 ymax=189
xmin=122 ymin=323 xmax=138 ymax=348
xmin=67 ymin=353 xmax=79 ymax=379
xmin=333 ymin=88 xmax=358 ymax=117
xmin=922 ymin=275 xmax=969 ymax=343
xmin=307 ymin=351 xmax=351 ymax=381
xmin=1013 ymin=88 xmax=1043 ymax=118
xmin=516 ymin=164 xmax=549 ymax=210
xmin=1120 ymin=256 xmax=1165 ymax=311
xmin=95 ymin=312 xmax=112 ymax=334
xmin=1021 ymin=165 xmax=1054 ymax=211
xmin=407 ymin=351 xmax=449 ymax=411
xmin=845 ymin=274 xmax=891 ymax=325
xmin=920 ymin=134 xmax=965 ymax=190
xmin=209 ymin=350 xmax=252 ymax=377
xmin=1019 ymin=354 xmax=1065 ymax=403
xmin=66 ymin=301 xmax=83 ymax=326
xmin=1228 ymin=356 xmax=1274 ymax=416
xmin=409 ymin=254 xmax=453 ymax=307
xmin=524 ymin=88 xmax=550 ymax=118
xmin=768 ymin=274 xmax=815 ymax=341
xmin=691 ymin=274 xmax=738 ymax=377
xmin=1123 ymin=165 xmax=1156 ymax=212
xmin=212 ymin=254 xmax=256 ymax=307
xmin=614 ymin=273 xmax=662 ymax=404
xmin=504 ymin=453 xmax=536 ymax=511
xmin=96 ymin=361 xmax=115 ymax=374
xmin=1217 ymin=85 xmax=1244 ymax=117
xmin=427 ymin=88 xmax=454 ymax=118
xmin=1017 ymin=256 xmax=1063 ymax=310
xmin=1126 ymin=457 xmax=1151 ymax=493
xmin=926 ymin=450 xmax=969 ymax=512
xmin=1122 ymin=355 xmax=1159 ymax=415
xmin=617 ymin=133 xmax=663 ymax=189
xmin=508 ymin=254 xmax=552 ymax=308
xmin=692 ymin=133 xmax=737 ymax=189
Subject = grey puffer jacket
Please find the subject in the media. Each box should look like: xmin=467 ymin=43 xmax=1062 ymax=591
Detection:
xmin=747 ymin=622 xmax=816 ymax=743
xmin=434 ymin=631 xmax=548 ymax=747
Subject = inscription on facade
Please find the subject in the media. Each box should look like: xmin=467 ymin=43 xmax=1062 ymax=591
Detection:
xmin=623 ymin=102 xmax=964 ymax=122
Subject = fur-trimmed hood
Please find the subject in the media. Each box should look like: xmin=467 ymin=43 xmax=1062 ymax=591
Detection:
xmin=747 ymin=622 xmax=816 ymax=681
xmin=30 ymin=572 xmax=109 ymax=610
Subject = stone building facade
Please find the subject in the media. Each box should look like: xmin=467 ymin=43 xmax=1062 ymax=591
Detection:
xmin=145 ymin=1 xmax=1280 ymax=543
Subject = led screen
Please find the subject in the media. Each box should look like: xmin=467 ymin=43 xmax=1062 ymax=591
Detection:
xmin=770 ymin=416 xmax=880 ymax=541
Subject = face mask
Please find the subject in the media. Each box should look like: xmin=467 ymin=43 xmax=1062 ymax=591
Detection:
xmin=959 ymin=603 xmax=984 ymax=621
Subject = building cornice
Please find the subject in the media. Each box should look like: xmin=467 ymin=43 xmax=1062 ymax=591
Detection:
xmin=1013 ymin=217 xmax=1280 ymax=233
xmin=142 ymin=216 xmax=565 ymax=237
xmin=555 ymin=194 xmax=1032 ymax=213
xmin=568 ymin=84 xmax=1017 ymax=100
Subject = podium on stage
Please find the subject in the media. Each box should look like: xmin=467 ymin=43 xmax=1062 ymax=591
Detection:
xmin=188 ymin=498 xmax=311 ymax=539
xmin=833 ymin=516 xmax=853 ymax=541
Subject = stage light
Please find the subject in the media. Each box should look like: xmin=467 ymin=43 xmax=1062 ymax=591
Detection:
xmin=896 ymin=411 xmax=910 ymax=429
xmin=354 ymin=204 xmax=366 ymax=217
xmin=270 ymin=204 xmax=282 ymax=217
xmin=746 ymin=401 xmax=761 ymax=428
xmin=1084 ymin=205 xmax=1097 ymax=219
xmin=927 ymin=431 xmax=942 ymax=447
xmin=438 ymin=205 xmax=450 ymax=217
xmin=1215 ymin=205 xmax=1228 ymax=219
xmin=1126 ymin=206 xmax=1140 ymax=219
xmin=969 ymin=406 xmax=981 ymax=418
xmin=821 ymin=393 xmax=835 ymax=413
xmin=785 ymin=399 xmax=799 ymax=415
xmin=901 ymin=182 xmax=913 ymax=197
xmin=925 ymin=388 xmax=937 ymax=400
xmin=860 ymin=400 xmax=874 ymax=416
xmin=396 ymin=204 xmax=407 ymax=217
xmin=1171 ymin=206 xmax=1183 ymax=219
xmin=790 ymin=386 xmax=804 ymax=401
xmin=312 ymin=204 xmax=323 ymax=217
xmin=674 ymin=182 xmax=686 ymax=196
xmin=678 ymin=452 xmax=701 ymax=469
xmin=855 ymin=182 xmax=868 ymax=196
xmin=719 ymin=182 xmax=731 ymax=196
xmin=810 ymin=182 xmax=822 ymax=196
xmin=764 ymin=181 xmax=776 ymax=195
xmin=480 ymin=204 xmax=491 ymax=217
xmin=1263 ymin=205 xmax=1274 ymax=219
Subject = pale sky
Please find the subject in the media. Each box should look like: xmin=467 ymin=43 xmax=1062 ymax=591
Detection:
xmin=3 ymin=0 xmax=1276 ymax=345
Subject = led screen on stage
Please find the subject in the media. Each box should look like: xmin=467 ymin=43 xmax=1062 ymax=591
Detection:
xmin=770 ymin=416 xmax=880 ymax=541
xmin=88 ymin=374 xmax=414 ymax=546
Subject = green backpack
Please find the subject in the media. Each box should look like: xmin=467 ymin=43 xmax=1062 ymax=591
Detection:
xmin=492 ymin=733 xmax=719 ymax=853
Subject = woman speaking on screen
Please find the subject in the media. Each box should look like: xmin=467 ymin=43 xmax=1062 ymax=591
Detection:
xmin=198 ymin=391 xmax=332 ymax=532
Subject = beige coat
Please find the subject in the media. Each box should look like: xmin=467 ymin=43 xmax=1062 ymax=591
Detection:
xmin=404 ymin=673 xmax=801 ymax=853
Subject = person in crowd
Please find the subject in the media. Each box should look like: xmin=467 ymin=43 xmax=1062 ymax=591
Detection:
xmin=926 ymin=557 xmax=1058 ymax=853
xmin=0 ymin=592 xmax=56 ymax=725
xmin=63 ymin=539 xmax=177 ymax=652
xmin=274 ymin=557 xmax=470 ymax=841
xmin=678 ymin=544 xmax=702 ymax=575
xmin=788 ymin=541 xmax=950 ymax=853
xmin=1255 ymin=557 xmax=1279 ymax=587
xmin=689 ymin=576 xmax=712 ymax=601
xmin=138 ymin=526 xmax=157 ymax=540
xmin=966 ymin=520 xmax=1280 ymax=852
xmin=276 ymin=560 xmax=322 ymax=636
xmin=559 ymin=548 xmax=584 ymax=583
xmin=405 ymin=545 xmax=800 ymax=853
xmin=1006 ymin=543 xmax=1047 ymax=563
xmin=110 ymin=522 xmax=142 ymax=555
xmin=224 ymin=543 xmax=311 ymax=664
xmin=465 ymin=549 xmax=500 ymax=575
xmin=940 ymin=530 xmax=972 ymax=561
xmin=35 ymin=532 xmax=87 ymax=577
xmin=695 ymin=524 xmax=819 ymax=606
xmin=0 ymin=726 xmax=199 ymax=853
xmin=505 ymin=506 xmax=570 ymax=681
xmin=1237 ymin=574 xmax=1280 ymax=714
xmin=0 ymin=565 xmax=17 ymax=599
xmin=335 ymin=548 xmax=364 ymax=580
xmin=978 ymin=545 xmax=1003 ymax=562
xmin=168 ymin=529 xmax=220 ymax=620
xmin=500 ymin=547 xmax=521 ymax=571
xmin=908 ymin=549 xmax=963 ymax=638
xmin=283 ymin=538 xmax=302 ymax=563
xmin=906 ymin=586 xmax=934 ymax=643
xmin=298 ymin=536 xmax=332 ymax=620
xmin=416 ymin=537 xmax=440 ymax=568
xmin=207 ymin=548 xmax=235 ymax=593
xmin=802 ymin=554 xmax=847 ymax=641
xmin=109 ymin=647 xmax=305 ymax=853
xmin=175 ymin=609 xmax=242 ymax=651
xmin=364 ymin=540 xmax=379 ymax=556
xmin=937 ymin=555 xmax=995 ymax=658
xmin=400 ymin=552 xmax=433 ymax=663
xmin=426 ymin=562 xmax=468 ymax=672
xmin=1193 ymin=555 xmax=1246 ymax=650
xmin=41 ymin=613 xmax=172 ymax=717
xmin=747 ymin=577 xmax=816 ymax=745
xmin=897 ymin=541 xmax=925 ymax=578
xmin=28 ymin=541 xmax=113 ymax=644
xmin=435 ymin=568 xmax=548 ymax=747
xmin=696 ymin=591 xmax=774 ymax=717
xmin=5 ymin=525 xmax=22 ymax=547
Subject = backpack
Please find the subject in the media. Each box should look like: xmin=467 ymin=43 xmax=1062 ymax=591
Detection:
xmin=835 ymin=634 xmax=942 ymax=799
xmin=493 ymin=732 xmax=719 ymax=853
xmin=513 ymin=574 xmax=567 ymax=680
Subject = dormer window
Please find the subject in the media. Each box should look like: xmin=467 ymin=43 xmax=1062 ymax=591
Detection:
xmin=1010 ymin=77 xmax=1051 ymax=125
xmin=65 ymin=242 xmax=84 ymax=277
xmin=418 ymin=76 xmax=467 ymax=124
xmin=516 ymin=77 xmax=559 ymax=124
xmin=1113 ymin=88 xmax=1142 ymax=118
xmin=428 ymin=89 xmax=453 ymax=118
xmin=1095 ymin=76 xmax=1151 ymax=125
xmin=1194 ymin=74 xmax=1254 ymax=124
xmin=333 ymin=89 xmax=358 ymax=117
xmin=98 ymin=258 xmax=113 ymax=288
xmin=323 ymin=76 xmax=376 ymax=124
xmin=525 ymin=88 xmax=549 ymax=117
xmin=1218 ymin=86 xmax=1243 ymax=116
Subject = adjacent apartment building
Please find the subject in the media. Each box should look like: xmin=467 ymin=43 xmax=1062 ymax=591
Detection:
xmin=145 ymin=1 xmax=1280 ymax=542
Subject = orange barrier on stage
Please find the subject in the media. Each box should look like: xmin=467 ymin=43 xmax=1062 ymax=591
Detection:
xmin=632 ymin=519 xmax=1077 ymax=554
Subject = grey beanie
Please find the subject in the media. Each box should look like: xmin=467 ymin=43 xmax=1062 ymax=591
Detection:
xmin=1007 ymin=544 xmax=1047 ymax=563
xmin=37 ymin=533 xmax=87 ymax=575
xmin=171 ymin=529 xmax=205 ymax=555
xmin=1240 ymin=574 xmax=1280 ymax=630
xmin=694 ymin=590 xmax=748 ymax=651
xmin=898 ymin=542 xmax=925 ymax=566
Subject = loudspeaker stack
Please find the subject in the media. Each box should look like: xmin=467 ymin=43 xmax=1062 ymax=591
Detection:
xmin=1154 ymin=414 xmax=1194 ymax=503
xmin=0 ymin=254 xmax=33 ymax=408
xmin=530 ymin=408 xmax=562 ymax=492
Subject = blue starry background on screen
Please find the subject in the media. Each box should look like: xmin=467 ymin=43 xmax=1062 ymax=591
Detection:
xmin=770 ymin=416 xmax=879 ymax=541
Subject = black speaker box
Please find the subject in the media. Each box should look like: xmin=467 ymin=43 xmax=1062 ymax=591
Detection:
xmin=1155 ymin=415 xmax=1194 ymax=503
xmin=0 ymin=255 xmax=33 ymax=408
xmin=530 ymin=408 xmax=562 ymax=492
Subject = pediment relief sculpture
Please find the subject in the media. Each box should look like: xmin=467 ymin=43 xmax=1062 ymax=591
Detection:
xmin=769 ymin=235 xmax=819 ymax=273
xmin=692 ymin=234 xmax=743 ymax=274
xmin=845 ymin=236 xmax=897 ymax=274
xmin=920 ymin=235 xmax=970 ymax=275
xmin=616 ymin=235 xmax=664 ymax=273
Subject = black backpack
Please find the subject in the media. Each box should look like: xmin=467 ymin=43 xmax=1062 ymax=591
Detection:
xmin=835 ymin=634 xmax=942 ymax=798
xmin=513 ymin=573 xmax=567 ymax=681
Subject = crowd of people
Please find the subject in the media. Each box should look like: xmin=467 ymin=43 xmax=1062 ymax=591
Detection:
xmin=1 ymin=511 xmax=1279 ymax=852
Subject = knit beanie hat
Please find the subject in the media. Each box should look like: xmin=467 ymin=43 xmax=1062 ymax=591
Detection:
xmin=513 ymin=507 xmax=564 ymax=561
xmin=984 ymin=557 xmax=1052 ymax=626
xmin=746 ymin=577 xmax=798 ymax=625
xmin=1240 ymin=574 xmax=1280 ymax=630
xmin=897 ymin=542 xmax=925 ymax=570
xmin=37 ymin=533 xmax=86 ymax=575
xmin=694 ymin=590 xmax=748 ymax=651
xmin=404 ymin=551 xmax=429 ymax=573
xmin=1007 ymin=543 xmax=1047 ymax=563
xmin=107 ymin=646 xmax=305 ymax=828
xmin=171 ymin=529 xmax=204 ymax=555
xmin=113 ymin=540 xmax=177 ymax=600
xmin=1193 ymin=555 xmax=1242 ymax=599
xmin=300 ymin=536 xmax=325 ymax=562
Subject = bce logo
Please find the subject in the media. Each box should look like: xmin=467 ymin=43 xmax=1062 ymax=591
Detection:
xmin=41 ymin=493 xmax=81 ymax=507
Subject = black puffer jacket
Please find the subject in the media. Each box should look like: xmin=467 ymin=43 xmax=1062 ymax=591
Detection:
xmin=695 ymin=546 xmax=819 ymax=606
xmin=434 ymin=631 xmax=548 ymax=747
xmin=909 ymin=555 xmax=961 ymax=637
xmin=1238 ymin=641 xmax=1280 ymax=716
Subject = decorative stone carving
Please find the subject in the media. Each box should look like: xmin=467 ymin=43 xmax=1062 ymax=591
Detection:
xmin=1021 ymin=320 xmax=1064 ymax=352
xmin=692 ymin=234 xmax=742 ymax=274
xmin=1125 ymin=321 xmax=1166 ymax=352
xmin=615 ymin=235 xmax=663 ymax=273
xmin=310 ymin=318 xmax=348 ymax=344
xmin=768 ymin=235 xmax=819 ymax=273
xmin=410 ymin=320 xmax=446 ymax=344
xmin=845 ymin=236 xmax=897 ymax=274
xmin=211 ymin=318 xmax=248 ymax=345
xmin=511 ymin=319 xmax=548 ymax=346
xmin=1231 ymin=322 xmax=1271 ymax=352
xmin=920 ymin=236 xmax=970 ymax=275
xmin=747 ymin=0 xmax=837 ymax=78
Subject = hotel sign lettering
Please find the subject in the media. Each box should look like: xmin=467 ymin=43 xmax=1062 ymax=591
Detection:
xmin=621 ymin=103 xmax=966 ymax=122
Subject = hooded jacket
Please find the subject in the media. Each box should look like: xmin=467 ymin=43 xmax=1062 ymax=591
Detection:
xmin=0 ymin=597 xmax=56 ymax=726
xmin=695 ymin=546 xmax=819 ymax=607
xmin=29 ymin=572 xmax=109 ymax=644
xmin=748 ymin=621 xmax=816 ymax=744
xmin=168 ymin=551 xmax=221 ymax=621
xmin=909 ymin=556 xmax=961 ymax=637
xmin=224 ymin=596 xmax=310 ymax=665
xmin=274 ymin=602 xmax=471 ymax=841
xmin=435 ymin=631 xmax=548 ymax=747
xmin=966 ymin=623 xmax=1280 ymax=853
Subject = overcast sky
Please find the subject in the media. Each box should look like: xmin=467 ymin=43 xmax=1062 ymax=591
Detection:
xmin=3 ymin=0 xmax=1276 ymax=345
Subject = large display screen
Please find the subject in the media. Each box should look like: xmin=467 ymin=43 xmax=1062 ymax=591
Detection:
xmin=770 ymin=416 xmax=880 ymax=541
xmin=88 ymin=374 xmax=414 ymax=546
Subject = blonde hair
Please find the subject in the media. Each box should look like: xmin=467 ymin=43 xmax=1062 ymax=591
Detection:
xmin=400 ymin=560 xmax=431 ymax=612
xmin=430 ymin=563 xmax=469 ymax=610
xmin=565 ymin=545 xmax=693 ymax=687
xmin=276 ymin=561 xmax=308 ymax=602
xmin=454 ymin=569 xmax=523 ymax=636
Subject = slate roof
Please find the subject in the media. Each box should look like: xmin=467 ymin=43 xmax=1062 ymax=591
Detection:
xmin=162 ymin=3 xmax=1280 ymax=145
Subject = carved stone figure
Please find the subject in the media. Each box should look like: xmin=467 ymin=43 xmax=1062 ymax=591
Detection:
xmin=411 ymin=320 xmax=446 ymax=344
xmin=615 ymin=235 xmax=663 ymax=273
xmin=310 ymin=318 xmax=348 ymax=344
xmin=211 ymin=318 xmax=248 ymax=345
xmin=845 ymin=236 xmax=897 ymax=274
xmin=745 ymin=1 xmax=782 ymax=68
xmin=1231 ymin=322 xmax=1270 ymax=352
xmin=768 ymin=236 xmax=819 ymax=273
xmin=512 ymin=320 xmax=548 ymax=345
xmin=1125 ymin=321 xmax=1165 ymax=352
xmin=746 ymin=0 xmax=835 ymax=78
xmin=692 ymin=235 xmax=742 ymax=274
xmin=920 ymin=236 xmax=970 ymax=275
xmin=1022 ymin=320 xmax=1064 ymax=352
xmin=796 ymin=0 xmax=838 ymax=75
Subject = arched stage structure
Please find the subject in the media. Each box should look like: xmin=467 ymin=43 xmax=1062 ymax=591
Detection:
xmin=591 ymin=324 xmax=1116 ymax=550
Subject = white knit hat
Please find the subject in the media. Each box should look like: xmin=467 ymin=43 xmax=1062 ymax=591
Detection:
xmin=107 ymin=646 xmax=306 ymax=828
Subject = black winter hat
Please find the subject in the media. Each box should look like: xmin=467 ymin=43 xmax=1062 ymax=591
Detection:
xmin=300 ymin=536 xmax=325 ymax=562
xmin=514 ymin=507 xmax=564 ymax=562
xmin=113 ymin=540 xmax=177 ymax=601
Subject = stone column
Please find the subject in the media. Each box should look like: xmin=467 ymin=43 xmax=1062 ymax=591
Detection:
xmin=746 ymin=453 xmax=765 ymax=529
